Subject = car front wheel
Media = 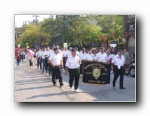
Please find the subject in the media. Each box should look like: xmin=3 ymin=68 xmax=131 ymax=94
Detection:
xmin=129 ymin=66 xmax=135 ymax=77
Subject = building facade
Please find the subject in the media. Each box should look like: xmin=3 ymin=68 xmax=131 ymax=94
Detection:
xmin=124 ymin=15 xmax=135 ymax=58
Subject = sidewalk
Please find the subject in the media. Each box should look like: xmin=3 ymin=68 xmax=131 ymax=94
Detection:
xmin=15 ymin=62 xmax=135 ymax=102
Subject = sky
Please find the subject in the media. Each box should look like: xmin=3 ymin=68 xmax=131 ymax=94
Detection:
xmin=15 ymin=15 xmax=52 ymax=27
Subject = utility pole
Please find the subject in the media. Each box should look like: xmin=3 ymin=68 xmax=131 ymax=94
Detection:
xmin=32 ymin=15 xmax=39 ymax=25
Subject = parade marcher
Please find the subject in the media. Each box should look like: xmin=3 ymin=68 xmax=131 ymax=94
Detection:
xmin=96 ymin=47 xmax=108 ymax=62
xmin=36 ymin=49 xmax=42 ymax=70
xmin=62 ymin=47 xmax=68 ymax=69
xmin=41 ymin=48 xmax=47 ymax=73
xmin=123 ymin=49 xmax=130 ymax=74
xmin=27 ymin=51 xmax=33 ymax=68
xmin=45 ymin=47 xmax=49 ymax=74
xmin=86 ymin=49 xmax=94 ymax=61
xmin=49 ymin=47 xmax=64 ymax=87
xmin=112 ymin=49 xmax=125 ymax=89
xmin=15 ymin=52 xmax=20 ymax=67
xmin=48 ymin=47 xmax=54 ymax=74
xmin=79 ymin=48 xmax=87 ymax=76
xmin=109 ymin=51 xmax=114 ymax=73
xmin=64 ymin=48 xmax=81 ymax=92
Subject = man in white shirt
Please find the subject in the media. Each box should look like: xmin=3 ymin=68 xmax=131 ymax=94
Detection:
xmin=79 ymin=48 xmax=87 ymax=76
xmin=65 ymin=48 xmax=81 ymax=92
xmin=48 ymin=47 xmax=54 ymax=74
xmin=41 ymin=48 xmax=48 ymax=73
xmin=86 ymin=49 xmax=94 ymax=61
xmin=45 ymin=47 xmax=50 ymax=74
xmin=96 ymin=47 xmax=108 ymax=62
xmin=49 ymin=47 xmax=64 ymax=87
xmin=112 ymin=49 xmax=125 ymax=89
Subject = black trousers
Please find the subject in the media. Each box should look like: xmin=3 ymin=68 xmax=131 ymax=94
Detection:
xmin=113 ymin=65 xmax=125 ymax=88
xmin=68 ymin=68 xmax=80 ymax=89
xmin=37 ymin=57 xmax=42 ymax=69
xmin=48 ymin=63 xmax=51 ymax=74
xmin=63 ymin=57 xmax=67 ymax=69
xmin=80 ymin=62 xmax=83 ymax=74
xmin=45 ymin=57 xmax=48 ymax=73
xmin=52 ymin=66 xmax=63 ymax=86
xmin=29 ymin=60 xmax=33 ymax=66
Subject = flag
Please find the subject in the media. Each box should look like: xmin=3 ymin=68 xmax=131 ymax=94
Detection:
xmin=82 ymin=61 xmax=111 ymax=85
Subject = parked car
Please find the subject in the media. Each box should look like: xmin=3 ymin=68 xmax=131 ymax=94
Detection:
xmin=128 ymin=62 xmax=135 ymax=77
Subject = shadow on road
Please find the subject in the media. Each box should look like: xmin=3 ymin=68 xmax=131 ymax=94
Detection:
xmin=15 ymin=85 xmax=53 ymax=91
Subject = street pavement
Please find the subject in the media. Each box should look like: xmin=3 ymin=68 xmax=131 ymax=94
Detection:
xmin=15 ymin=61 xmax=136 ymax=102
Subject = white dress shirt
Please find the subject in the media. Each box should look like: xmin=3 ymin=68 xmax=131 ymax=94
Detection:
xmin=79 ymin=52 xmax=87 ymax=60
xmin=38 ymin=51 xmax=42 ymax=57
xmin=36 ymin=52 xmax=39 ymax=57
xmin=108 ymin=54 xmax=114 ymax=62
xmin=48 ymin=50 xmax=54 ymax=57
xmin=67 ymin=50 xmax=72 ymax=57
xmin=41 ymin=51 xmax=47 ymax=59
xmin=62 ymin=50 xmax=68 ymax=57
xmin=112 ymin=54 xmax=125 ymax=66
xmin=49 ymin=53 xmax=62 ymax=65
xmin=96 ymin=52 xmax=108 ymax=62
xmin=86 ymin=53 xmax=94 ymax=61
xmin=58 ymin=50 xmax=63 ymax=58
xmin=65 ymin=55 xmax=80 ymax=69
xmin=76 ymin=51 xmax=80 ymax=56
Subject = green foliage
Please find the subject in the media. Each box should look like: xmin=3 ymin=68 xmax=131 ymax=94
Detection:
xmin=16 ymin=15 xmax=124 ymax=48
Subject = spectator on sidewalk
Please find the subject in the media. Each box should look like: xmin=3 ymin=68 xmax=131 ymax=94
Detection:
xmin=15 ymin=52 xmax=20 ymax=67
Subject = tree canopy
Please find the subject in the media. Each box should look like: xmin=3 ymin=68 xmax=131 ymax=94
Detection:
xmin=15 ymin=15 xmax=124 ymax=48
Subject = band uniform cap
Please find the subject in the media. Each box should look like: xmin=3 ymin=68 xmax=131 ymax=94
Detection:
xmin=54 ymin=47 xmax=59 ymax=51
xmin=118 ymin=49 xmax=123 ymax=52
xmin=72 ymin=48 xmax=76 ymax=52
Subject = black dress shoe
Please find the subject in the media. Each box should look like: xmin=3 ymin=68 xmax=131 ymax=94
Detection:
xmin=120 ymin=87 xmax=125 ymax=89
xmin=60 ymin=84 xmax=64 ymax=87
xmin=113 ymin=84 xmax=115 ymax=87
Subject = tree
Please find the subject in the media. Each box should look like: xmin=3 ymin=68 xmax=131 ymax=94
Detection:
xmin=16 ymin=23 xmax=48 ymax=48
xmin=96 ymin=15 xmax=124 ymax=43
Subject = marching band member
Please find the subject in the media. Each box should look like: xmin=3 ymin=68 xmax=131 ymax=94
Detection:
xmin=48 ymin=47 xmax=54 ymax=74
xmin=96 ymin=47 xmax=108 ymax=63
xmin=79 ymin=48 xmax=87 ymax=76
xmin=86 ymin=49 xmax=94 ymax=61
xmin=62 ymin=47 xmax=68 ymax=68
xmin=64 ymin=48 xmax=81 ymax=92
xmin=49 ymin=47 xmax=64 ymax=87
xmin=45 ymin=47 xmax=49 ymax=74
xmin=41 ymin=48 xmax=47 ymax=73
xmin=112 ymin=49 xmax=125 ymax=89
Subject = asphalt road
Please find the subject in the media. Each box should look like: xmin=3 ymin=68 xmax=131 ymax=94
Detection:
xmin=15 ymin=61 xmax=136 ymax=102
